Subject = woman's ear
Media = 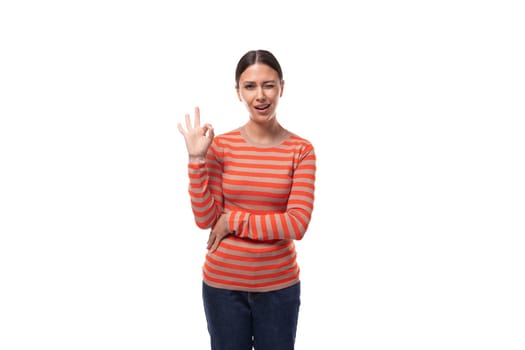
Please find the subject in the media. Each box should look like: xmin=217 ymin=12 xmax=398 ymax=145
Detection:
xmin=280 ymin=80 xmax=285 ymax=97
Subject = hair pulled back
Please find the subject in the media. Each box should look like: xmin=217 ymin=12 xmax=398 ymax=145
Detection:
xmin=235 ymin=50 xmax=283 ymax=89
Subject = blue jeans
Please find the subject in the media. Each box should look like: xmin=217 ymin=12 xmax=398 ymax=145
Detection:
xmin=202 ymin=282 xmax=301 ymax=350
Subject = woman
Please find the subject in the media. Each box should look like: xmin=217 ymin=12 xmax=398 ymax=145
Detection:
xmin=178 ymin=49 xmax=316 ymax=350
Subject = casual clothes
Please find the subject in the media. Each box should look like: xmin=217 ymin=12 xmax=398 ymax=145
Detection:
xmin=187 ymin=126 xmax=316 ymax=292
xmin=203 ymin=281 xmax=301 ymax=350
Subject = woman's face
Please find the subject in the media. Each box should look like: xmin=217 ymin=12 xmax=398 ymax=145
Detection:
xmin=237 ymin=63 xmax=284 ymax=124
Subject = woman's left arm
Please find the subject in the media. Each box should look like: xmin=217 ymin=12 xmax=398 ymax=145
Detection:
xmin=207 ymin=145 xmax=316 ymax=251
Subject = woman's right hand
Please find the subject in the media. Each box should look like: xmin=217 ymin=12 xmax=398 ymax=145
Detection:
xmin=177 ymin=106 xmax=214 ymax=161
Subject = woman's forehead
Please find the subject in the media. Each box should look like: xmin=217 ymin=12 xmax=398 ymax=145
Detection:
xmin=239 ymin=63 xmax=280 ymax=81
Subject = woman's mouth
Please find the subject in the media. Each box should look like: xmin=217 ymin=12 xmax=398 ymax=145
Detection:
xmin=254 ymin=104 xmax=271 ymax=111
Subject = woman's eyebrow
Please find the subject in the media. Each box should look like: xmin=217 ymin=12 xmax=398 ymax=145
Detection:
xmin=242 ymin=80 xmax=277 ymax=84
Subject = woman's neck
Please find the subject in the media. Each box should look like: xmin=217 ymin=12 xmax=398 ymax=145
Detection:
xmin=243 ymin=120 xmax=285 ymax=145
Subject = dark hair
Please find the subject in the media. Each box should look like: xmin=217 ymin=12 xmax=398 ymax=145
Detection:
xmin=235 ymin=50 xmax=283 ymax=89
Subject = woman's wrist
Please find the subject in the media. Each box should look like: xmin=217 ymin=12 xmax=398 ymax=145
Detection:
xmin=188 ymin=155 xmax=206 ymax=164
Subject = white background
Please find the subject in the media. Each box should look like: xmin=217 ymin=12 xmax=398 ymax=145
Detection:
xmin=1 ymin=1 xmax=524 ymax=349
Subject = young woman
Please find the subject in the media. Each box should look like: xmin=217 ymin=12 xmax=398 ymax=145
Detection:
xmin=178 ymin=49 xmax=316 ymax=350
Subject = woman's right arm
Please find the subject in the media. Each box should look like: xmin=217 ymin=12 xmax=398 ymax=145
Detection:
xmin=187 ymin=146 xmax=223 ymax=229
xmin=178 ymin=106 xmax=222 ymax=229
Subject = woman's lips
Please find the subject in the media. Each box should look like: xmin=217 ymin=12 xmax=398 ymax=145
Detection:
xmin=255 ymin=104 xmax=270 ymax=111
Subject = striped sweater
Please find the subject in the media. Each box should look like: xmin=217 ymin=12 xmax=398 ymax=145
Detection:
xmin=187 ymin=126 xmax=316 ymax=292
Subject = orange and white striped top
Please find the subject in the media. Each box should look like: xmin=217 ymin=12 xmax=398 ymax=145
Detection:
xmin=187 ymin=126 xmax=316 ymax=292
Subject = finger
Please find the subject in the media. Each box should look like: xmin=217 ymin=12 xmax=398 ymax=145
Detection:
xmin=184 ymin=113 xmax=192 ymax=130
xmin=194 ymin=106 xmax=200 ymax=129
xmin=177 ymin=123 xmax=186 ymax=135
xmin=202 ymin=123 xmax=214 ymax=138
xmin=207 ymin=124 xmax=215 ymax=140
xmin=207 ymin=232 xmax=214 ymax=250
xmin=209 ymin=239 xmax=220 ymax=253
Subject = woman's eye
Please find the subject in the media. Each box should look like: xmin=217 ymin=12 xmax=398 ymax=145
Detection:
xmin=244 ymin=84 xmax=255 ymax=90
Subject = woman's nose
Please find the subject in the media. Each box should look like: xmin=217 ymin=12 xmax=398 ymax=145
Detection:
xmin=256 ymin=87 xmax=265 ymax=100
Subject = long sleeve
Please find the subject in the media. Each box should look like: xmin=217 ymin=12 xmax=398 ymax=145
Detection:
xmin=191 ymin=128 xmax=316 ymax=292
xmin=187 ymin=146 xmax=223 ymax=229
xmin=226 ymin=144 xmax=316 ymax=241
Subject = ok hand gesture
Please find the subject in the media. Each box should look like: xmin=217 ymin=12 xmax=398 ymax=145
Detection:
xmin=177 ymin=106 xmax=215 ymax=160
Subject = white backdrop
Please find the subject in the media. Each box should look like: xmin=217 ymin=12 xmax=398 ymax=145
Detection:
xmin=1 ymin=1 xmax=524 ymax=349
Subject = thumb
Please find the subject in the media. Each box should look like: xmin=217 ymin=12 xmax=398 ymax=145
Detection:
xmin=205 ymin=124 xmax=215 ymax=139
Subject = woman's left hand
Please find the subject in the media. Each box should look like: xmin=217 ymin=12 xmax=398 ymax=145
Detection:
xmin=207 ymin=214 xmax=231 ymax=253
